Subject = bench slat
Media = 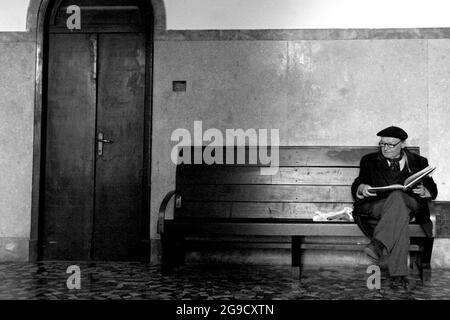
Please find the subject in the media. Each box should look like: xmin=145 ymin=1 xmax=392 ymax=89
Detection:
xmin=178 ymin=185 xmax=353 ymax=202
xmin=165 ymin=221 xmax=427 ymax=237
xmin=176 ymin=146 xmax=419 ymax=167
xmin=187 ymin=242 xmax=422 ymax=251
xmin=177 ymin=166 xmax=359 ymax=185
xmin=176 ymin=201 xmax=354 ymax=219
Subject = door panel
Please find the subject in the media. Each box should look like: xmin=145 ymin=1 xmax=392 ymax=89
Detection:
xmin=93 ymin=33 xmax=146 ymax=260
xmin=43 ymin=34 xmax=96 ymax=260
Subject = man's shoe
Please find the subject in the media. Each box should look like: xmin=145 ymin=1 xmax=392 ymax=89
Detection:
xmin=389 ymin=276 xmax=402 ymax=289
xmin=390 ymin=276 xmax=416 ymax=290
xmin=401 ymin=276 xmax=416 ymax=291
xmin=364 ymin=239 xmax=384 ymax=261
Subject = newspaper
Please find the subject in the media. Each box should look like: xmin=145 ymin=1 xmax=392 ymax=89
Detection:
xmin=312 ymin=207 xmax=354 ymax=222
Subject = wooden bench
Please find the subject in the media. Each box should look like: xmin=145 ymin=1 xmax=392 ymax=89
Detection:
xmin=157 ymin=146 xmax=435 ymax=281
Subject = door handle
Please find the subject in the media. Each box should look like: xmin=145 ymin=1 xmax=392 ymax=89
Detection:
xmin=97 ymin=132 xmax=113 ymax=156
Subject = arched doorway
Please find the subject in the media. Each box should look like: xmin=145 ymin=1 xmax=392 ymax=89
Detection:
xmin=35 ymin=0 xmax=153 ymax=261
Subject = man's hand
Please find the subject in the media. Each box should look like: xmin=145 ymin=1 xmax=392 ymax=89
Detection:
xmin=412 ymin=184 xmax=431 ymax=198
xmin=356 ymin=184 xmax=377 ymax=199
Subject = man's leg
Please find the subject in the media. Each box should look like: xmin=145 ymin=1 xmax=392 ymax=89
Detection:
xmin=371 ymin=191 xmax=419 ymax=277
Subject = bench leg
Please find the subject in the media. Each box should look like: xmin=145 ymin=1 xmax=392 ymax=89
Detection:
xmin=422 ymin=238 xmax=434 ymax=281
xmin=410 ymin=237 xmax=434 ymax=282
xmin=161 ymin=233 xmax=175 ymax=275
xmin=409 ymin=250 xmax=423 ymax=281
xmin=291 ymin=236 xmax=303 ymax=281
xmin=174 ymin=233 xmax=186 ymax=266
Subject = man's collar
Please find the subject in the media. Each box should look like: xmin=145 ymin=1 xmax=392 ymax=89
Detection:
xmin=387 ymin=151 xmax=405 ymax=163
xmin=377 ymin=149 xmax=408 ymax=171
xmin=386 ymin=151 xmax=409 ymax=171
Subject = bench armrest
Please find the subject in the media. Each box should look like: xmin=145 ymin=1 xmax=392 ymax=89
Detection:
xmin=430 ymin=202 xmax=437 ymax=237
xmin=157 ymin=190 xmax=177 ymax=235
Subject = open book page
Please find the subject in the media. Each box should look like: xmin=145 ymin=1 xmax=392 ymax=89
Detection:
xmin=367 ymin=184 xmax=405 ymax=193
xmin=403 ymin=165 xmax=436 ymax=189
xmin=367 ymin=165 xmax=436 ymax=193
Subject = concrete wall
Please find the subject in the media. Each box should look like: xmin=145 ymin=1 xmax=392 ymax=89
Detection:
xmin=0 ymin=34 xmax=36 ymax=260
xmin=0 ymin=0 xmax=450 ymax=267
xmin=429 ymin=40 xmax=450 ymax=201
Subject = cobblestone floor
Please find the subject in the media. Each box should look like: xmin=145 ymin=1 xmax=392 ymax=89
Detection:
xmin=1 ymin=262 xmax=450 ymax=300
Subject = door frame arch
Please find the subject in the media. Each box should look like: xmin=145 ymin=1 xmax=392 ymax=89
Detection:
xmin=28 ymin=0 xmax=166 ymax=261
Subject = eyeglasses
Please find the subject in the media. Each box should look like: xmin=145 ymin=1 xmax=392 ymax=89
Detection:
xmin=378 ymin=141 xmax=402 ymax=149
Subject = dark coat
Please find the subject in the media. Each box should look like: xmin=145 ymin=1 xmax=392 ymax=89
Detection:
xmin=351 ymin=148 xmax=438 ymax=237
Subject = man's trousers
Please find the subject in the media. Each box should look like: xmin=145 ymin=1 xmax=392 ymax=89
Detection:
xmin=358 ymin=191 xmax=419 ymax=277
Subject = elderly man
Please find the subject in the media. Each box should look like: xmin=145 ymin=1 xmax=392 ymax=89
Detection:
xmin=351 ymin=126 xmax=437 ymax=289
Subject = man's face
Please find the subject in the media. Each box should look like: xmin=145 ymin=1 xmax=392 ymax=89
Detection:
xmin=379 ymin=137 xmax=404 ymax=159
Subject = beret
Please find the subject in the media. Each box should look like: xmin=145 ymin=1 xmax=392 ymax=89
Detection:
xmin=377 ymin=126 xmax=408 ymax=140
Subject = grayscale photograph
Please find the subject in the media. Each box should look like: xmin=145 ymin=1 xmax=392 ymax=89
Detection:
xmin=0 ymin=0 xmax=450 ymax=316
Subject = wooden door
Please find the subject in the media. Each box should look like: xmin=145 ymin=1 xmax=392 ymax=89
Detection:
xmin=42 ymin=32 xmax=147 ymax=261
xmin=93 ymin=33 xmax=146 ymax=260
xmin=43 ymin=33 xmax=97 ymax=260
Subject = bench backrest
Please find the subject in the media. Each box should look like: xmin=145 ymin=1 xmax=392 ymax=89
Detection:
xmin=174 ymin=146 xmax=419 ymax=220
